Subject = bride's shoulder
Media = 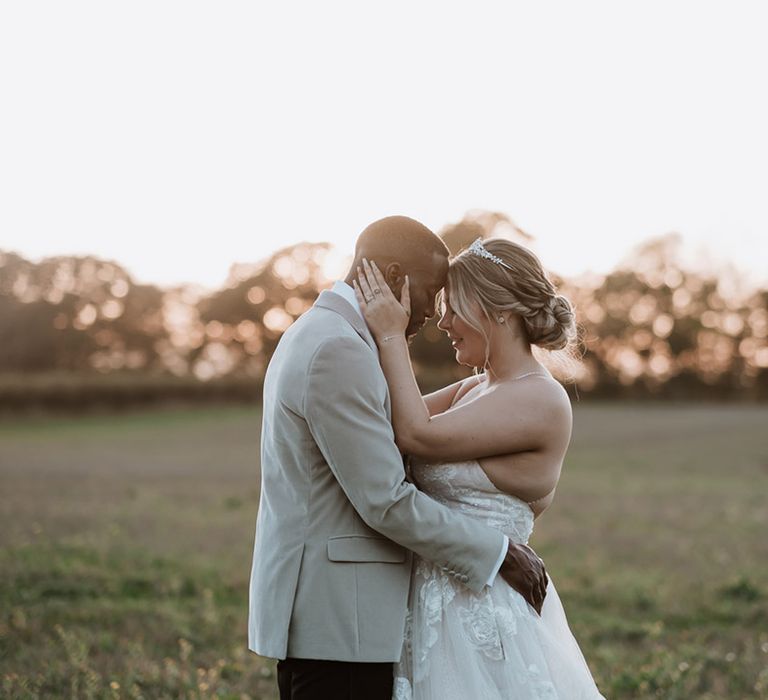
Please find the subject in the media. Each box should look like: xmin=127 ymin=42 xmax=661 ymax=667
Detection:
xmin=495 ymin=374 xmax=572 ymax=421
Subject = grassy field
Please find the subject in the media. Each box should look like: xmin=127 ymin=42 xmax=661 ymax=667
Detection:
xmin=1 ymin=402 xmax=767 ymax=699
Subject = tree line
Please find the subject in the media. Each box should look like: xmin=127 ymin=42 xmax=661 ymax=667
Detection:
xmin=1 ymin=212 xmax=766 ymax=408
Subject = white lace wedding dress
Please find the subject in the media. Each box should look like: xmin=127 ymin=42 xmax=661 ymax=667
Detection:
xmin=393 ymin=460 xmax=605 ymax=700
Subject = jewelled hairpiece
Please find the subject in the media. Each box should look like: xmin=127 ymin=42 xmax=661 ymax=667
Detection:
xmin=466 ymin=238 xmax=514 ymax=271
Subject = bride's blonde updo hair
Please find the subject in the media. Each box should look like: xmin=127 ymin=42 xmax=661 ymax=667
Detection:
xmin=446 ymin=238 xmax=576 ymax=352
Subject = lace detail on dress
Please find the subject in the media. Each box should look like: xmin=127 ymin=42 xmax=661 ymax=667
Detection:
xmin=522 ymin=665 xmax=559 ymax=699
xmin=412 ymin=559 xmax=456 ymax=678
xmin=393 ymin=676 xmax=412 ymax=700
xmin=393 ymin=459 xmax=605 ymax=700
xmin=458 ymin=592 xmax=506 ymax=660
xmin=411 ymin=460 xmax=535 ymax=544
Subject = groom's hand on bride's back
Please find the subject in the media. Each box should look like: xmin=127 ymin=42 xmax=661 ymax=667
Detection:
xmin=500 ymin=543 xmax=548 ymax=615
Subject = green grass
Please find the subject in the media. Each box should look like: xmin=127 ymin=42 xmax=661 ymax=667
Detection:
xmin=1 ymin=403 xmax=768 ymax=698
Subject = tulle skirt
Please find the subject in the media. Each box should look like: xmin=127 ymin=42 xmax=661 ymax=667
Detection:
xmin=393 ymin=557 xmax=606 ymax=700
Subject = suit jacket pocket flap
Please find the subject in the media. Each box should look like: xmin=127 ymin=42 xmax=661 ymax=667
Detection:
xmin=327 ymin=535 xmax=406 ymax=563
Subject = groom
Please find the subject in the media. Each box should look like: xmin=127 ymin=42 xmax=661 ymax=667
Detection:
xmin=248 ymin=216 xmax=547 ymax=700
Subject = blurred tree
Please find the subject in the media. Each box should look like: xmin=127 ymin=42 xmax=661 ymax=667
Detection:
xmin=191 ymin=242 xmax=335 ymax=380
xmin=566 ymin=234 xmax=768 ymax=398
xmin=2 ymin=215 xmax=766 ymax=402
xmin=0 ymin=251 xmax=167 ymax=373
xmin=439 ymin=210 xmax=533 ymax=255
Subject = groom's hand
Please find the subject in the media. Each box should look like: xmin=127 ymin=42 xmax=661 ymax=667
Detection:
xmin=499 ymin=543 xmax=548 ymax=615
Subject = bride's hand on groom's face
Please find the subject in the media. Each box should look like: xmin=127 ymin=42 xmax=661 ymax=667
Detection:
xmin=500 ymin=543 xmax=548 ymax=615
xmin=353 ymin=258 xmax=411 ymax=341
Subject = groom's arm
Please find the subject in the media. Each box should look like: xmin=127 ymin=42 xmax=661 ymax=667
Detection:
xmin=305 ymin=336 xmax=545 ymax=606
xmin=305 ymin=336 xmax=498 ymax=592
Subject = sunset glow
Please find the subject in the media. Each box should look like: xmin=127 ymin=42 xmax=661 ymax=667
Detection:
xmin=1 ymin=2 xmax=766 ymax=289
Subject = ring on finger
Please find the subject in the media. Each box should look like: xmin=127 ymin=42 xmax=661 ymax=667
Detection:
xmin=373 ymin=288 xmax=382 ymax=295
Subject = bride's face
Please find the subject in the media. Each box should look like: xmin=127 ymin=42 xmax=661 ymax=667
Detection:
xmin=437 ymin=288 xmax=489 ymax=367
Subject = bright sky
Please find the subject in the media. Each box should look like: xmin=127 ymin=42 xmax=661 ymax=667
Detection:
xmin=1 ymin=1 xmax=766 ymax=289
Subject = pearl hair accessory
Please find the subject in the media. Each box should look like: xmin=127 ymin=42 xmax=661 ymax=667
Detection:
xmin=467 ymin=238 xmax=515 ymax=271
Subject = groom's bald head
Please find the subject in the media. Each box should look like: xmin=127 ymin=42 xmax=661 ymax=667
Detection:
xmin=352 ymin=216 xmax=449 ymax=263
xmin=344 ymin=216 xmax=450 ymax=337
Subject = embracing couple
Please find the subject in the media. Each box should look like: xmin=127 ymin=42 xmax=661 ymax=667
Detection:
xmin=249 ymin=216 xmax=605 ymax=699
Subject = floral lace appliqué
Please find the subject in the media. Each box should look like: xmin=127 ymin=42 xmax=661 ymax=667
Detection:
xmin=521 ymin=663 xmax=559 ymax=700
xmin=458 ymin=594 xmax=504 ymax=660
xmin=393 ymin=676 xmax=412 ymax=700
xmin=414 ymin=560 xmax=456 ymax=671
xmin=392 ymin=460 xmax=605 ymax=699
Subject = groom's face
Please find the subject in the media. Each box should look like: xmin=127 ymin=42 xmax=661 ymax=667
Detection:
xmin=401 ymin=252 xmax=449 ymax=338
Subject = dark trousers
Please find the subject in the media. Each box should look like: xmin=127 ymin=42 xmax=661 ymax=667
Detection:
xmin=277 ymin=657 xmax=394 ymax=700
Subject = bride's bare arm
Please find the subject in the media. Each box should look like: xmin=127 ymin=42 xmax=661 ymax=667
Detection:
xmin=353 ymin=259 xmax=569 ymax=462
xmin=423 ymin=375 xmax=482 ymax=416
xmin=378 ymin=342 xmax=568 ymax=507
xmin=380 ymin=337 xmax=568 ymax=461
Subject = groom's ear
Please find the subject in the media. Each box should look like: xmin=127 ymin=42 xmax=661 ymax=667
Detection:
xmin=383 ymin=262 xmax=405 ymax=293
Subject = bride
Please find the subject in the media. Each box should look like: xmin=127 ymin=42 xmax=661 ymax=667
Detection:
xmin=354 ymin=238 xmax=605 ymax=700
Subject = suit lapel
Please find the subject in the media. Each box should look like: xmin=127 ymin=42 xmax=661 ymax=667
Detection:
xmin=313 ymin=290 xmax=391 ymax=419
xmin=314 ymin=290 xmax=378 ymax=353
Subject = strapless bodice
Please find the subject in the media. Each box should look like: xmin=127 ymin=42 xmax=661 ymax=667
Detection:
xmin=411 ymin=459 xmax=535 ymax=545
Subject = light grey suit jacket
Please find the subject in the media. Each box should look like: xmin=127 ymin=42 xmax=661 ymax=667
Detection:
xmin=248 ymin=290 xmax=505 ymax=662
